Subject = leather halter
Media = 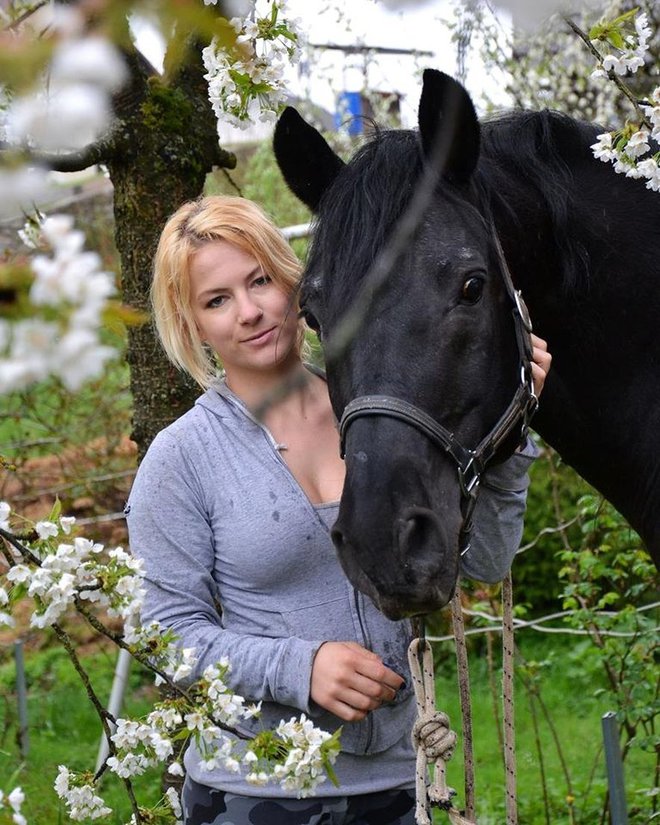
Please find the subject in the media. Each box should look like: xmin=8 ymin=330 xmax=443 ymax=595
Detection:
xmin=338 ymin=230 xmax=538 ymax=558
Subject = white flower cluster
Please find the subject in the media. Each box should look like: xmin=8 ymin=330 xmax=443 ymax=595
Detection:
xmin=3 ymin=505 xmax=144 ymax=629
xmin=591 ymin=11 xmax=652 ymax=77
xmin=202 ymin=0 xmax=302 ymax=132
xmin=54 ymin=766 xmax=111 ymax=822
xmin=271 ymin=715 xmax=340 ymax=797
xmin=0 ymin=214 xmax=118 ymax=394
xmin=6 ymin=5 xmax=127 ymax=151
xmin=0 ymin=786 xmax=26 ymax=825
xmin=589 ymin=12 xmax=660 ymax=192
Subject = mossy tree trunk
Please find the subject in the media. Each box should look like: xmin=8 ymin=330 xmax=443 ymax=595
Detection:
xmin=47 ymin=38 xmax=235 ymax=459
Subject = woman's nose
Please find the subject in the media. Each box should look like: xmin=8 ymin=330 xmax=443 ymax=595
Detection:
xmin=237 ymin=294 xmax=263 ymax=324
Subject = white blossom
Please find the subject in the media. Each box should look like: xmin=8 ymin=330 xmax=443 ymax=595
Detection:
xmin=4 ymin=506 xmax=340 ymax=814
xmin=0 ymin=214 xmax=118 ymax=395
xmin=50 ymin=37 xmax=127 ymax=92
xmin=60 ymin=516 xmax=76 ymax=534
xmin=54 ymin=766 xmax=112 ymax=821
xmin=591 ymin=132 xmax=616 ymax=162
xmin=35 ymin=520 xmax=59 ymax=539
xmin=625 ymin=129 xmax=650 ymax=159
xmin=165 ymin=787 xmax=183 ymax=819
xmin=7 ymin=84 xmax=111 ymax=152
xmin=0 ymin=501 xmax=10 ymax=531
xmin=203 ymin=0 xmax=302 ymax=133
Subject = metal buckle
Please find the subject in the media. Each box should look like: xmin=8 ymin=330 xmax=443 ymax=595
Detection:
xmin=459 ymin=455 xmax=481 ymax=498
xmin=514 ymin=289 xmax=533 ymax=333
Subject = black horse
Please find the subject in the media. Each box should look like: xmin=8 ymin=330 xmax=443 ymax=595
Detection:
xmin=274 ymin=70 xmax=660 ymax=618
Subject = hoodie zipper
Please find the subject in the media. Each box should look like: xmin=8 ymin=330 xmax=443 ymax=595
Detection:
xmin=354 ymin=588 xmax=374 ymax=753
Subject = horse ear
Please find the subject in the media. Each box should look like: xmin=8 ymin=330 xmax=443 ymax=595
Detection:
xmin=418 ymin=69 xmax=480 ymax=184
xmin=274 ymin=107 xmax=345 ymax=212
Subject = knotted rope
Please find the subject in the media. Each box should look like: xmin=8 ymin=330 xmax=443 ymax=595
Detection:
xmin=407 ymin=634 xmax=476 ymax=825
xmin=408 ymin=578 xmax=518 ymax=825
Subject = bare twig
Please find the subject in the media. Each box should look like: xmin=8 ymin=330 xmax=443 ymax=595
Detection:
xmin=0 ymin=525 xmax=41 ymax=565
xmin=2 ymin=0 xmax=47 ymax=33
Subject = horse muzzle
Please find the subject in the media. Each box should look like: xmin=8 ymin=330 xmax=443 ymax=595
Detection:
xmin=331 ymin=503 xmax=460 ymax=620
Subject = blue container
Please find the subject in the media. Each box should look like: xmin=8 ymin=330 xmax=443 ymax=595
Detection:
xmin=335 ymin=91 xmax=363 ymax=135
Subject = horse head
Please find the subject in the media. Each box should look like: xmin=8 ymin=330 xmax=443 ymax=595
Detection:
xmin=275 ymin=71 xmax=532 ymax=618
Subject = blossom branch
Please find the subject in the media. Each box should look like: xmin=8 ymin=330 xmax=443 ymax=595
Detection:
xmin=50 ymin=621 xmax=143 ymax=822
xmin=562 ymin=15 xmax=653 ymax=131
xmin=0 ymin=525 xmax=42 ymax=566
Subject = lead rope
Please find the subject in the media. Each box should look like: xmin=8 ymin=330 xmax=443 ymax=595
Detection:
xmin=408 ymin=577 xmax=519 ymax=825
xmin=407 ymin=610 xmax=476 ymax=825
xmin=502 ymin=572 xmax=517 ymax=824
xmin=450 ymin=589 xmax=475 ymax=821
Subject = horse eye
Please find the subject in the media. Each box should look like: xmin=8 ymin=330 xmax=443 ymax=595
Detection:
xmin=461 ymin=276 xmax=484 ymax=304
xmin=299 ymin=308 xmax=321 ymax=334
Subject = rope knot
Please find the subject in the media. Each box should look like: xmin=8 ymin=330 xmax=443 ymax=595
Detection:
xmin=412 ymin=711 xmax=457 ymax=762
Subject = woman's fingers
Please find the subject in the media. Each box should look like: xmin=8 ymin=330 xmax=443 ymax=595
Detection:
xmin=310 ymin=641 xmax=404 ymax=721
xmin=530 ymin=333 xmax=552 ymax=397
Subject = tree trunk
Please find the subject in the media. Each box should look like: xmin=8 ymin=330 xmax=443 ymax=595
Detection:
xmin=106 ymin=53 xmax=235 ymax=459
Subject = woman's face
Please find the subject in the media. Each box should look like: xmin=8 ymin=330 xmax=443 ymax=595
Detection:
xmin=189 ymin=239 xmax=299 ymax=380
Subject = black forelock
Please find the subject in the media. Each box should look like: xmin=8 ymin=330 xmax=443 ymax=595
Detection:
xmin=305 ymin=129 xmax=423 ymax=305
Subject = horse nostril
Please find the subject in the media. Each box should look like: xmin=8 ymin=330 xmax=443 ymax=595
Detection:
xmin=395 ymin=507 xmax=443 ymax=562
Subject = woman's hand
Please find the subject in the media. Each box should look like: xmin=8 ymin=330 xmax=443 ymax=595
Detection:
xmin=531 ymin=334 xmax=552 ymax=398
xmin=310 ymin=641 xmax=404 ymax=722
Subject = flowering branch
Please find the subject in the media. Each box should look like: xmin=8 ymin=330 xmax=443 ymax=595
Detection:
xmin=565 ymin=8 xmax=660 ymax=192
xmin=50 ymin=621 xmax=143 ymax=823
xmin=202 ymin=0 xmax=303 ymax=132
xmin=562 ymin=15 xmax=653 ymax=130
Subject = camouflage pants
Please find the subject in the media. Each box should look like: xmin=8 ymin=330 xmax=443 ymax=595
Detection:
xmin=182 ymin=776 xmax=417 ymax=824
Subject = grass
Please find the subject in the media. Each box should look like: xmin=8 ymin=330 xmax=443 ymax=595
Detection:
xmin=0 ymin=634 xmax=654 ymax=824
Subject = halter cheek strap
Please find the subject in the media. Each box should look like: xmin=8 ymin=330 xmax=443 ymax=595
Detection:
xmin=337 ymin=228 xmax=538 ymax=559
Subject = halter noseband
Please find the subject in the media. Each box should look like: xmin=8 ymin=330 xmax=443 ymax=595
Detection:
xmin=338 ymin=230 xmax=538 ymax=558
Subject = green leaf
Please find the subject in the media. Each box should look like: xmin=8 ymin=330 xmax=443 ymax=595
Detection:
xmin=606 ymin=30 xmax=626 ymax=50
xmin=48 ymin=498 xmax=63 ymax=523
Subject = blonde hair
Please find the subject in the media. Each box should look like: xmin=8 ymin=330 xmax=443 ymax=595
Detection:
xmin=151 ymin=195 xmax=305 ymax=388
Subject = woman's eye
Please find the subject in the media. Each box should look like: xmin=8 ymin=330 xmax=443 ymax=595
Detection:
xmin=460 ymin=276 xmax=484 ymax=304
xmin=299 ymin=308 xmax=321 ymax=334
xmin=253 ymin=274 xmax=271 ymax=287
xmin=207 ymin=295 xmax=227 ymax=308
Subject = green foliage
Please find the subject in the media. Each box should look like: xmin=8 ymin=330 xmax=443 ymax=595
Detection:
xmin=430 ymin=633 xmax=655 ymax=824
xmin=512 ymin=441 xmax=590 ymax=613
xmin=556 ymin=494 xmax=659 ymax=822
xmin=589 ymin=8 xmax=641 ymax=48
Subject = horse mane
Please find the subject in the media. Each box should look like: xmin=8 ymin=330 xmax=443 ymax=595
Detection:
xmin=310 ymin=108 xmax=656 ymax=300
xmin=477 ymin=109 xmax=605 ymax=293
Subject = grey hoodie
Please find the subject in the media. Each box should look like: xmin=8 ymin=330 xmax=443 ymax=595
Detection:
xmin=126 ymin=379 xmax=536 ymax=796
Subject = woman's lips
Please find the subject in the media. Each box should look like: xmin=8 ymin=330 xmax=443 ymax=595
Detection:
xmin=242 ymin=326 xmax=276 ymax=344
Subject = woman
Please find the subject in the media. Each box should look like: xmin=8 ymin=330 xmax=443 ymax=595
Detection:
xmin=126 ymin=195 xmax=551 ymax=825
